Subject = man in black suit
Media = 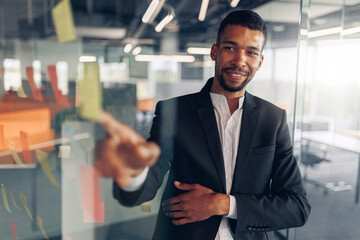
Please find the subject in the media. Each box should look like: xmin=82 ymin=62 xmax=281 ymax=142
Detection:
xmin=96 ymin=10 xmax=310 ymax=240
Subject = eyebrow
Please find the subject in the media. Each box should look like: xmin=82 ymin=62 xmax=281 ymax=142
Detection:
xmin=221 ymin=41 xmax=261 ymax=52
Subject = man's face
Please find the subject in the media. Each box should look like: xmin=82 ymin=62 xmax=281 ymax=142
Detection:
xmin=211 ymin=25 xmax=264 ymax=93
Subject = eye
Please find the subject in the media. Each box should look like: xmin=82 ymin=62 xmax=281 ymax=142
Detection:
xmin=224 ymin=46 xmax=235 ymax=52
xmin=247 ymin=51 xmax=259 ymax=57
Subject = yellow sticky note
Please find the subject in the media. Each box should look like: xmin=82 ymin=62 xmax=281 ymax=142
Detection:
xmin=58 ymin=145 xmax=71 ymax=158
xmin=19 ymin=192 xmax=35 ymax=223
xmin=37 ymin=216 xmax=49 ymax=240
xmin=140 ymin=202 xmax=151 ymax=212
xmin=10 ymin=192 xmax=20 ymax=210
xmin=8 ymin=140 xmax=24 ymax=166
xmin=51 ymin=0 xmax=77 ymax=43
xmin=77 ymin=62 xmax=102 ymax=121
xmin=16 ymin=86 xmax=27 ymax=98
xmin=1 ymin=184 xmax=12 ymax=213
xmin=35 ymin=150 xmax=60 ymax=187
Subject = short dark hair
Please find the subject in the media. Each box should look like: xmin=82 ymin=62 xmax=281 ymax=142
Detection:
xmin=216 ymin=10 xmax=268 ymax=51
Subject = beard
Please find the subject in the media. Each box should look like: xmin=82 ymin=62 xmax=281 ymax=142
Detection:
xmin=218 ymin=67 xmax=250 ymax=92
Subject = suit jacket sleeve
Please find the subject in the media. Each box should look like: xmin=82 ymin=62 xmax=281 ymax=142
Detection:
xmin=113 ymin=101 xmax=173 ymax=206
xmin=231 ymin=110 xmax=310 ymax=234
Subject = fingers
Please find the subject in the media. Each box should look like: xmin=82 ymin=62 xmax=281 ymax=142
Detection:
xmin=165 ymin=211 xmax=186 ymax=219
xmin=174 ymin=181 xmax=199 ymax=191
xmin=100 ymin=111 xmax=144 ymax=145
xmin=172 ymin=218 xmax=192 ymax=226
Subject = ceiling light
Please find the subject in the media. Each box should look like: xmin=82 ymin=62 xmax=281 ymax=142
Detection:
xmin=272 ymin=25 xmax=285 ymax=32
xmin=79 ymin=56 xmax=97 ymax=62
xmin=308 ymin=27 xmax=342 ymax=38
xmin=187 ymin=47 xmax=211 ymax=55
xmin=135 ymin=55 xmax=195 ymax=62
xmin=132 ymin=47 xmax=142 ymax=55
xmin=142 ymin=0 xmax=160 ymax=23
xmin=155 ymin=14 xmax=174 ymax=32
xmin=198 ymin=0 xmax=209 ymax=22
xmin=230 ymin=0 xmax=240 ymax=8
xmin=124 ymin=43 xmax=133 ymax=53
xmin=341 ymin=26 xmax=360 ymax=36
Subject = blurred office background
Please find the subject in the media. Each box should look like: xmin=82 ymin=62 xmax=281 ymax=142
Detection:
xmin=0 ymin=0 xmax=360 ymax=239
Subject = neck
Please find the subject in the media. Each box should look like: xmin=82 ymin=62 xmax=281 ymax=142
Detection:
xmin=210 ymin=79 xmax=245 ymax=115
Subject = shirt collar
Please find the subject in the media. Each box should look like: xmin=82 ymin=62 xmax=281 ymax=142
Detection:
xmin=210 ymin=92 xmax=245 ymax=111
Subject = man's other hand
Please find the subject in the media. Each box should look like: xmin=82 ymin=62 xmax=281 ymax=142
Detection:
xmin=95 ymin=111 xmax=160 ymax=188
xmin=162 ymin=181 xmax=230 ymax=225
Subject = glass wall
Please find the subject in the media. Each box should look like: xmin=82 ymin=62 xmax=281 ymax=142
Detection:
xmin=0 ymin=0 xmax=359 ymax=239
xmin=294 ymin=0 xmax=360 ymax=239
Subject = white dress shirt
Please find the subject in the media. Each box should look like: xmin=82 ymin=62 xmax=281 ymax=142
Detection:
xmin=210 ymin=92 xmax=244 ymax=240
xmin=123 ymin=93 xmax=244 ymax=240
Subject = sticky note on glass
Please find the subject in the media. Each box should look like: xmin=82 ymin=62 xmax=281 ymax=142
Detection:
xmin=19 ymin=192 xmax=35 ymax=223
xmin=77 ymin=62 xmax=102 ymax=121
xmin=10 ymin=192 xmax=20 ymax=210
xmin=80 ymin=165 xmax=104 ymax=223
xmin=35 ymin=150 xmax=60 ymax=187
xmin=1 ymin=184 xmax=12 ymax=213
xmin=51 ymin=0 xmax=77 ymax=43
xmin=26 ymin=67 xmax=43 ymax=102
xmin=10 ymin=219 xmax=18 ymax=240
xmin=0 ymin=124 xmax=6 ymax=151
xmin=141 ymin=202 xmax=151 ymax=212
xmin=16 ymin=86 xmax=27 ymax=98
xmin=8 ymin=140 xmax=24 ymax=166
xmin=20 ymin=131 xmax=32 ymax=164
xmin=58 ymin=145 xmax=71 ymax=158
xmin=36 ymin=216 xmax=49 ymax=240
xmin=47 ymin=65 xmax=71 ymax=108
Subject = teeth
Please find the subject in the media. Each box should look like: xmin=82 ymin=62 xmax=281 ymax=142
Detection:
xmin=232 ymin=73 xmax=244 ymax=77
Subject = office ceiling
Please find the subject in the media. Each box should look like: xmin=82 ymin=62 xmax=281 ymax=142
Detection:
xmin=1 ymin=0 xmax=360 ymax=51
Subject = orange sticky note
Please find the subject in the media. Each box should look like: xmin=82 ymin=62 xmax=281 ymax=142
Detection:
xmin=20 ymin=131 xmax=32 ymax=164
xmin=8 ymin=140 xmax=24 ymax=166
xmin=35 ymin=149 xmax=60 ymax=187
xmin=47 ymin=65 xmax=71 ymax=108
xmin=26 ymin=67 xmax=43 ymax=102
xmin=1 ymin=184 xmax=12 ymax=213
xmin=9 ymin=219 xmax=18 ymax=240
xmin=80 ymin=165 xmax=104 ymax=223
xmin=0 ymin=124 xmax=6 ymax=151
xmin=36 ymin=216 xmax=49 ymax=240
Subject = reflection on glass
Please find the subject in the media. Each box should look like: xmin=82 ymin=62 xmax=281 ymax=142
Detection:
xmin=3 ymin=59 xmax=22 ymax=91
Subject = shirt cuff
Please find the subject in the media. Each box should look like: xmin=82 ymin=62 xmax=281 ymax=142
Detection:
xmin=121 ymin=167 xmax=149 ymax=192
xmin=226 ymin=195 xmax=237 ymax=219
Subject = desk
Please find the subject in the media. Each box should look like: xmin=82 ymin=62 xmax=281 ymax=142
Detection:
xmin=301 ymin=131 xmax=360 ymax=204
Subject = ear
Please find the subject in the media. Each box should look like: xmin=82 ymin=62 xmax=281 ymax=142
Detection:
xmin=257 ymin=54 xmax=264 ymax=70
xmin=210 ymin=44 xmax=217 ymax=61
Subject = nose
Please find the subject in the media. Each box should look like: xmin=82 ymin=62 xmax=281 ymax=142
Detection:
xmin=231 ymin=50 xmax=246 ymax=67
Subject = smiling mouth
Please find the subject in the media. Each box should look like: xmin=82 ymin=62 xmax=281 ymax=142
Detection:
xmin=231 ymin=73 xmax=247 ymax=77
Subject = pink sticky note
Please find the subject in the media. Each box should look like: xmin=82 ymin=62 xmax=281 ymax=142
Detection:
xmin=9 ymin=219 xmax=18 ymax=240
xmin=0 ymin=124 xmax=6 ymax=151
xmin=47 ymin=65 xmax=71 ymax=108
xmin=80 ymin=165 xmax=105 ymax=223
xmin=20 ymin=131 xmax=32 ymax=164
xmin=26 ymin=67 xmax=43 ymax=102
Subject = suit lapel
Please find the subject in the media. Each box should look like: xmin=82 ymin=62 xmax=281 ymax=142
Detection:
xmin=196 ymin=79 xmax=226 ymax=193
xmin=231 ymin=92 xmax=259 ymax=193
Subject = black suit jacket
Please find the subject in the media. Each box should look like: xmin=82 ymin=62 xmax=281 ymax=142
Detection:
xmin=113 ymin=78 xmax=311 ymax=240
